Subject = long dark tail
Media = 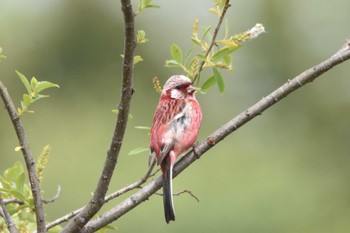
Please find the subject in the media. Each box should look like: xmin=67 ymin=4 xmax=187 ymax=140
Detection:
xmin=163 ymin=160 xmax=175 ymax=223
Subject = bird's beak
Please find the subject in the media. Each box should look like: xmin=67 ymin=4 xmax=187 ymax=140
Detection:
xmin=187 ymin=85 xmax=196 ymax=94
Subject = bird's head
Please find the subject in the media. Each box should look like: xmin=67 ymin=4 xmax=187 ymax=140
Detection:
xmin=162 ymin=75 xmax=196 ymax=100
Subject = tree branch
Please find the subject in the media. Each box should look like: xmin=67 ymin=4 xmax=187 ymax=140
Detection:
xmin=0 ymin=194 xmax=19 ymax=233
xmin=45 ymin=159 xmax=156 ymax=230
xmin=81 ymin=40 xmax=350 ymax=231
xmin=61 ymin=0 xmax=136 ymax=232
xmin=0 ymin=82 xmax=47 ymax=233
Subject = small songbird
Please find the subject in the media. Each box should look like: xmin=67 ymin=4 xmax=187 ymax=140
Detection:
xmin=150 ymin=75 xmax=202 ymax=223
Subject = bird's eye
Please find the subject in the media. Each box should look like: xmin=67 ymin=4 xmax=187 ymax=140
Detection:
xmin=175 ymin=85 xmax=181 ymax=90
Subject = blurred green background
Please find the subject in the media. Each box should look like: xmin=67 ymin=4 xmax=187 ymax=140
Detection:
xmin=1 ymin=0 xmax=350 ymax=232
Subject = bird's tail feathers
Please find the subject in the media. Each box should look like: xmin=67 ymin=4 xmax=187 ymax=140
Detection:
xmin=163 ymin=161 xmax=175 ymax=223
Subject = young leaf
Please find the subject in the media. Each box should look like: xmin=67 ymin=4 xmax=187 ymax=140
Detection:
xmin=165 ymin=59 xmax=181 ymax=67
xmin=134 ymin=55 xmax=143 ymax=65
xmin=31 ymin=93 xmax=49 ymax=103
xmin=15 ymin=173 xmax=25 ymax=196
xmin=213 ymin=67 xmax=225 ymax=94
xmin=170 ymin=43 xmax=183 ymax=64
xmin=136 ymin=30 xmax=148 ymax=44
xmin=23 ymin=94 xmax=32 ymax=107
xmin=209 ymin=8 xmax=219 ymax=15
xmin=30 ymin=77 xmax=38 ymax=91
xmin=128 ymin=147 xmax=149 ymax=155
xmin=196 ymin=54 xmax=206 ymax=61
xmin=135 ymin=126 xmax=151 ymax=131
xmin=33 ymin=81 xmax=59 ymax=93
xmin=223 ymin=54 xmax=232 ymax=66
xmin=191 ymin=37 xmax=202 ymax=46
xmin=16 ymin=70 xmax=32 ymax=94
xmin=201 ymin=75 xmax=217 ymax=93
xmin=201 ymin=26 xmax=212 ymax=41
xmin=211 ymin=47 xmax=231 ymax=62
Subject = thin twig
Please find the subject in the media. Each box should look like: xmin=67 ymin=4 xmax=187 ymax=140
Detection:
xmin=192 ymin=0 xmax=231 ymax=84
xmin=174 ymin=190 xmax=200 ymax=202
xmin=42 ymin=185 xmax=61 ymax=204
xmin=61 ymin=0 xmax=136 ymax=232
xmin=45 ymin=159 xmax=156 ymax=230
xmin=154 ymin=189 xmax=200 ymax=202
xmin=0 ymin=81 xmax=46 ymax=233
xmin=105 ymin=158 xmax=156 ymax=203
xmin=3 ymin=198 xmax=24 ymax=205
xmin=81 ymin=40 xmax=350 ymax=232
xmin=0 ymin=193 xmax=19 ymax=233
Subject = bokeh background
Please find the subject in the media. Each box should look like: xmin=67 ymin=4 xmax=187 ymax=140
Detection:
xmin=1 ymin=0 xmax=350 ymax=232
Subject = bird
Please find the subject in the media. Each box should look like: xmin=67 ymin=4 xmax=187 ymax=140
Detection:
xmin=150 ymin=75 xmax=202 ymax=223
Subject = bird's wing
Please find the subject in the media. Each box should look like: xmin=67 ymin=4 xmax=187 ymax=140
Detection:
xmin=151 ymin=98 xmax=187 ymax=165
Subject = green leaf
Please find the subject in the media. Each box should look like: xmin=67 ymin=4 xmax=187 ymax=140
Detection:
xmin=0 ymin=176 xmax=12 ymax=190
xmin=15 ymin=173 xmax=25 ymax=195
xmin=191 ymin=37 xmax=202 ymax=46
xmin=135 ymin=126 xmax=151 ymax=131
xmin=223 ymin=54 xmax=232 ymax=65
xmin=170 ymin=43 xmax=183 ymax=64
xmin=165 ymin=59 xmax=181 ymax=67
xmin=183 ymin=48 xmax=193 ymax=65
xmin=33 ymin=81 xmax=59 ymax=93
xmin=30 ymin=77 xmax=38 ymax=91
xmin=128 ymin=147 xmax=149 ymax=155
xmin=213 ymin=67 xmax=225 ymax=94
xmin=211 ymin=47 xmax=231 ymax=62
xmin=201 ymin=75 xmax=216 ymax=93
xmin=23 ymin=94 xmax=32 ymax=107
xmin=32 ymin=93 xmax=49 ymax=103
xmin=16 ymin=70 xmax=32 ymax=94
xmin=133 ymin=55 xmax=143 ymax=65
xmin=4 ymin=162 xmax=24 ymax=181
xmin=138 ymin=0 xmax=143 ymax=11
xmin=201 ymin=26 xmax=212 ymax=41
xmin=145 ymin=4 xmax=160 ymax=9
xmin=136 ymin=30 xmax=148 ymax=44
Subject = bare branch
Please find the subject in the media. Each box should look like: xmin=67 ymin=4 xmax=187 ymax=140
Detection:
xmin=45 ymin=160 xmax=156 ymax=230
xmin=0 ymin=193 xmax=19 ymax=233
xmin=45 ymin=208 xmax=82 ymax=231
xmin=61 ymin=1 xmax=136 ymax=230
xmin=104 ymin=158 xmax=156 ymax=203
xmin=3 ymin=198 xmax=24 ymax=205
xmin=174 ymin=190 xmax=200 ymax=202
xmin=81 ymin=40 xmax=350 ymax=232
xmin=193 ymin=0 xmax=231 ymax=84
xmin=0 ymin=81 xmax=46 ymax=232
xmin=42 ymin=185 xmax=61 ymax=204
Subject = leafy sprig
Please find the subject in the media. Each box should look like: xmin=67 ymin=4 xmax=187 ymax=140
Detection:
xmin=15 ymin=71 xmax=59 ymax=116
xmin=165 ymin=0 xmax=265 ymax=94
xmin=135 ymin=0 xmax=160 ymax=15
xmin=0 ymin=161 xmax=62 ymax=233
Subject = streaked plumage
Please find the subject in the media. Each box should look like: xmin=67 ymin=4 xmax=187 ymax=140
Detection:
xmin=150 ymin=75 xmax=202 ymax=223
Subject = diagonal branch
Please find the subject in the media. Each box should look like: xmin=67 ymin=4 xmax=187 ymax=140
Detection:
xmin=0 ymin=194 xmax=19 ymax=233
xmin=61 ymin=0 xmax=136 ymax=232
xmin=0 ymin=82 xmax=47 ymax=233
xmin=45 ymin=160 xmax=156 ymax=230
xmin=81 ymin=40 xmax=350 ymax=232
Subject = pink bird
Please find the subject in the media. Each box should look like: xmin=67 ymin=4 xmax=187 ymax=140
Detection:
xmin=150 ymin=75 xmax=202 ymax=223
